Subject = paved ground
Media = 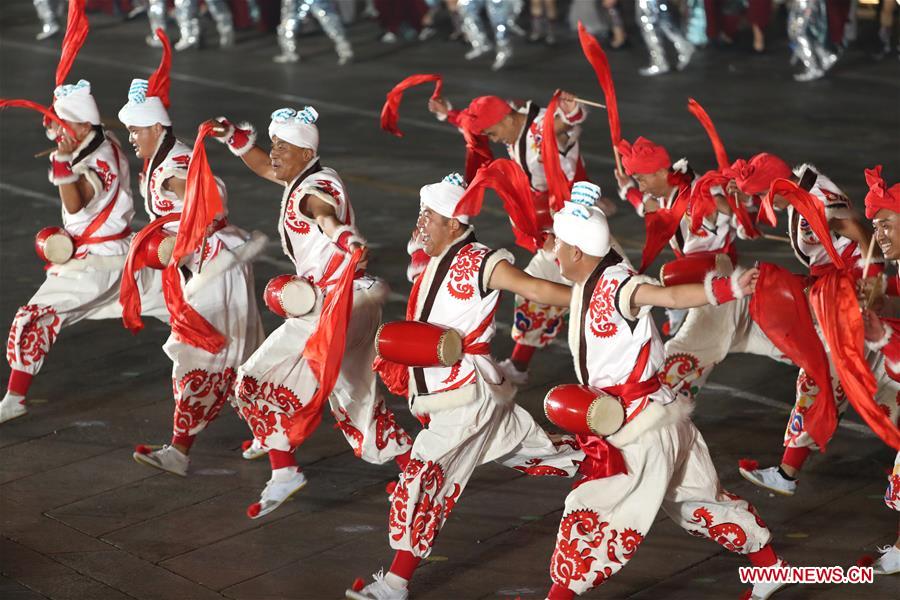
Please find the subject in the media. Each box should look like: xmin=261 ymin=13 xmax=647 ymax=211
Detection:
xmin=1 ymin=2 xmax=899 ymax=599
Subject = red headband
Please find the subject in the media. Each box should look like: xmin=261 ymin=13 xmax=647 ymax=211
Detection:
xmin=865 ymin=165 xmax=900 ymax=219
xmin=458 ymin=95 xmax=511 ymax=135
xmin=734 ymin=153 xmax=792 ymax=196
xmin=616 ymin=136 xmax=671 ymax=175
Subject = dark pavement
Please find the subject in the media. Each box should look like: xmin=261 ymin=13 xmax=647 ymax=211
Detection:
xmin=1 ymin=1 xmax=899 ymax=598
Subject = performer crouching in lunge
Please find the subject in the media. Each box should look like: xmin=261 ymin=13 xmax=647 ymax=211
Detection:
xmin=346 ymin=173 xmax=584 ymax=600
xmin=207 ymin=107 xmax=413 ymax=519
xmin=856 ymin=166 xmax=900 ymax=575
xmin=539 ymin=183 xmax=788 ymax=600
xmin=117 ymin=43 xmax=266 ymax=477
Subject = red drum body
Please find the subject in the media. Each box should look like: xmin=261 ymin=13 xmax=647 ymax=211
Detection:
xmin=142 ymin=229 xmax=176 ymax=270
xmin=659 ymin=253 xmax=733 ymax=287
xmin=35 ymin=227 xmax=74 ymax=264
xmin=375 ymin=321 xmax=463 ymax=368
xmin=264 ymin=274 xmax=317 ymax=318
xmin=544 ymin=384 xmax=625 ymax=437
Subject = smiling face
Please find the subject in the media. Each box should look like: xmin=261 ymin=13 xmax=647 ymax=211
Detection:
xmin=269 ymin=135 xmax=314 ymax=183
xmin=48 ymin=119 xmax=92 ymax=144
xmin=126 ymin=123 xmax=164 ymax=159
xmin=873 ymin=208 xmax=900 ymax=261
xmin=418 ymin=207 xmax=462 ymax=257
xmin=633 ymin=168 xmax=671 ymax=197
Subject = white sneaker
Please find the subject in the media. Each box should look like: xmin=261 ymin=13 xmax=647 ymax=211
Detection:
xmin=739 ymin=465 xmax=797 ymax=496
xmin=491 ymin=49 xmax=512 ymax=71
xmin=794 ymin=67 xmax=825 ymax=82
xmin=241 ymin=438 xmax=268 ymax=460
xmin=639 ymin=64 xmax=670 ymax=77
xmin=465 ymin=45 xmax=492 ymax=60
xmin=0 ymin=393 xmax=27 ymax=423
xmin=36 ymin=23 xmax=60 ymax=41
xmin=133 ymin=444 xmax=189 ymax=476
xmin=750 ymin=559 xmax=792 ymax=599
xmin=346 ymin=570 xmax=408 ymax=600
xmin=498 ymin=358 xmax=528 ymax=386
xmin=273 ymin=52 xmax=300 ymax=64
xmin=246 ymin=467 xmax=307 ymax=519
xmin=380 ymin=31 xmax=398 ymax=44
xmin=873 ymin=544 xmax=900 ymax=575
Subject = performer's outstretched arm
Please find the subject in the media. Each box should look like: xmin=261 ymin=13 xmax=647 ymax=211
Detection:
xmin=206 ymin=118 xmax=280 ymax=184
xmin=487 ymin=259 xmax=572 ymax=308
xmin=631 ymin=267 xmax=758 ymax=312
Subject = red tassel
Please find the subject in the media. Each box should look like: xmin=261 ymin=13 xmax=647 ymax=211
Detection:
xmin=55 ymin=0 xmax=89 ymax=87
xmin=147 ymin=29 xmax=172 ymax=108
xmin=738 ymin=458 xmax=759 ymax=471
xmin=541 ymin=91 xmax=573 ymax=213
xmin=246 ymin=502 xmax=261 ymax=518
xmin=810 ymin=273 xmax=900 ymax=450
xmin=455 ymin=159 xmax=541 ymax=252
xmin=687 ymin=98 xmax=729 ymax=170
xmin=287 ymin=248 xmax=365 ymax=446
xmin=577 ymin=22 xmax=620 ymax=146
xmin=380 ymin=74 xmax=443 ymax=137
xmin=857 ymin=555 xmax=875 ymax=567
xmin=135 ymin=444 xmax=153 ymax=455
xmin=764 ymin=179 xmax=843 ymax=268
xmin=0 ymin=98 xmax=77 ymax=140
xmin=351 ymin=578 xmax=366 ymax=592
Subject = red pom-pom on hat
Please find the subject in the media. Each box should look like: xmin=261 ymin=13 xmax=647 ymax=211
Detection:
xmin=738 ymin=458 xmax=759 ymax=471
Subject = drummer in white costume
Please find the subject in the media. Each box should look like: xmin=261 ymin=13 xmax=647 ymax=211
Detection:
xmin=118 ymin=76 xmax=266 ymax=478
xmin=347 ymin=173 xmax=584 ymax=600
xmin=208 ymin=107 xmax=413 ymax=519
xmin=2 ymin=80 xmax=166 ymax=424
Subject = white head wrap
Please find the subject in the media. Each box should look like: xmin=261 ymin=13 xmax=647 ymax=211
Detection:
xmin=553 ymin=181 xmax=611 ymax=257
xmin=53 ymin=79 xmax=101 ymax=125
xmin=117 ymin=78 xmax=171 ymax=128
xmin=420 ymin=173 xmax=469 ymax=224
xmin=268 ymin=107 xmax=319 ymax=153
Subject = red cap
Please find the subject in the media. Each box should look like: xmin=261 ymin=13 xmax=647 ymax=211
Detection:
xmin=616 ymin=137 xmax=671 ymax=175
xmin=458 ymin=96 xmax=512 ymax=135
xmin=865 ymin=165 xmax=900 ymax=219
xmin=733 ymin=153 xmax=792 ymax=196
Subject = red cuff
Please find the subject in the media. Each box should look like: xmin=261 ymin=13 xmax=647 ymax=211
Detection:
xmin=335 ymin=230 xmax=353 ymax=252
xmin=625 ymin=187 xmax=643 ymax=210
xmin=446 ymin=109 xmax=463 ymax=128
xmin=711 ymin=276 xmax=737 ymax=305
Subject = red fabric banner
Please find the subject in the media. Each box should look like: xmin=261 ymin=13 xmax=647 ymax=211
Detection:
xmin=56 ymin=0 xmax=89 ymax=87
xmin=380 ymin=73 xmax=443 ymax=138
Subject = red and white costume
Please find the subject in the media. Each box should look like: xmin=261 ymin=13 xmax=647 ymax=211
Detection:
xmin=4 ymin=81 xmax=166 ymax=411
xmin=118 ymin=76 xmax=265 ymax=450
xmin=547 ymin=205 xmax=774 ymax=596
xmin=234 ymin=158 xmax=411 ymax=462
xmin=436 ymin=97 xmax=587 ymax=356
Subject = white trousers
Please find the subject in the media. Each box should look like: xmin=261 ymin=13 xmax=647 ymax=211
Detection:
xmin=512 ymin=249 xmax=568 ymax=349
xmin=388 ymin=383 xmax=584 ymax=558
xmin=234 ymin=280 xmax=412 ymax=462
xmin=550 ymin=416 xmax=772 ymax=594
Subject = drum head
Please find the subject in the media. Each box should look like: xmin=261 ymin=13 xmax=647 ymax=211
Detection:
xmin=44 ymin=233 xmax=74 ymax=264
xmin=156 ymin=235 xmax=176 ymax=268
xmin=436 ymin=329 xmax=463 ymax=367
xmin=587 ymin=394 xmax=626 ymax=437
xmin=280 ymin=279 xmax=316 ymax=317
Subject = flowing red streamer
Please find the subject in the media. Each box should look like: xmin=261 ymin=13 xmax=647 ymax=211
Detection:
xmin=0 ymin=98 xmax=77 ymax=140
xmin=577 ymin=22 xmax=620 ymax=146
xmin=541 ymin=91 xmax=572 ymax=213
xmin=762 ymin=178 xmax=844 ymax=268
xmin=687 ymin=98 xmax=729 ymax=170
xmin=380 ymin=73 xmax=443 ymax=137
xmin=147 ymin=29 xmax=172 ymax=108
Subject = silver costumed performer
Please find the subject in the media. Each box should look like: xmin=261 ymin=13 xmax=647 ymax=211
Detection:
xmin=636 ymin=0 xmax=695 ymax=76
xmin=145 ymin=0 xmax=236 ymax=49
xmin=458 ymin=0 xmax=520 ymax=71
xmin=275 ymin=0 xmax=354 ymax=65
xmin=787 ymin=0 xmax=837 ymax=81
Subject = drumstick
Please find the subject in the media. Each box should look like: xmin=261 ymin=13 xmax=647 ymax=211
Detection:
xmin=862 ymin=238 xmax=876 ymax=279
xmin=573 ymin=97 xmax=607 ymax=110
xmin=762 ymin=233 xmax=791 ymax=243
xmin=34 ymin=147 xmax=55 ymax=158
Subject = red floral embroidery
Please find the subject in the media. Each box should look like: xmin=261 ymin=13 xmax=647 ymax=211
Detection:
xmin=7 ymin=304 xmax=61 ymax=368
xmin=172 ymin=367 xmax=236 ymax=436
xmin=588 ymin=278 xmax=618 ymax=338
xmin=373 ymin=396 xmax=412 ymax=450
xmin=446 ymin=244 xmax=486 ymax=301
xmin=333 ymin=406 xmax=364 ymax=457
xmin=389 ymin=460 xmax=462 ymax=555
xmin=94 ymin=158 xmax=116 ymax=192
xmin=284 ymin=190 xmax=311 ymax=235
xmin=171 ymin=155 xmax=190 ymax=168
xmin=662 ymin=353 xmax=700 ymax=386
xmin=513 ymin=458 xmax=568 ymax=477
xmin=236 ymin=374 xmax=305 ymax=446
xmin=689 ymin=506 xmax=748 ymax=552
xmin=551 ymin=510 xmax=609 ymax=586
xmin=886 ymin=474 xmax=900 ymax=510
xmin=313 ymin=180 xmax=343 ymax=206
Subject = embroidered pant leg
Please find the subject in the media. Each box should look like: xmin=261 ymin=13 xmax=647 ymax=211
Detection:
xmin=165 ymin=264 xmax=262 ymax=440
xmin=512 ymin=249 xmax=568 ymax=349
xmin=7 ymin=268 xmax=122 ymax=396
xmin=329 ymin=283 xmax=413 ymax=463
xmin=548 ymin=422 xmax=675 ymax=594
xmin=492 ymin=404 xmax=584 ymax=476
xmin=886 ymin=451 xmax=900 ymax=511
xmin=661 ymin=421 xmax=773 ymax=554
